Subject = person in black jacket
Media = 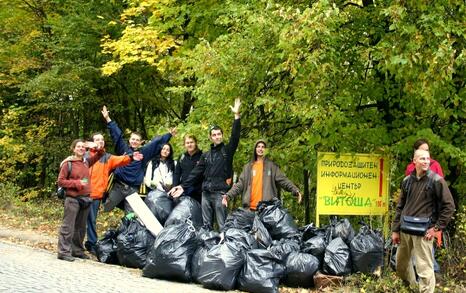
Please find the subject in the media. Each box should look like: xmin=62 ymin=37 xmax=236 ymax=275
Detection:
xmin=173 ymin=134 xmax=203 ymax=203
xmin=170 ymin=98 xmax=241 ymax=230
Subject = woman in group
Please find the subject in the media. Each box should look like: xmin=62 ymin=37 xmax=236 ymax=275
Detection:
xmin=144 ymin=143 xmax=176 ymax=193
xmin=173 ymin=134 xmax=203 ymax=203
xmin=143 ymin=143 xmax=176 ymax=224
xmin=57 ymin=139 xmax=104 ymax=262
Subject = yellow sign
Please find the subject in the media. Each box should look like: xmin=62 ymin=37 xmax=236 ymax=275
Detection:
xmin=316 ymin=152 xmax=390 ymax=226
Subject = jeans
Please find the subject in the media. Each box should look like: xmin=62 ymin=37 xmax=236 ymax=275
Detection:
xmin=201 ymin=191 xmax=227 ymax=231
xmin=85 ymin=199 xmax=100 ymax=251
xmin=102 ymin=181 xmax=137 ymax=212
xmin=433 ymin=247 xmax=440 ymax=273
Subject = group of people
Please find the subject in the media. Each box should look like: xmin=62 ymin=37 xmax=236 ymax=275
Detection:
xmin=56 ymin=98 xmax=302 ymax=262
xmin=56 ymin=100 xmax=455 ymax=292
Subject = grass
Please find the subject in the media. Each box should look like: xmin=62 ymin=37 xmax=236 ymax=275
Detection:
xmin=0 ymin=182 xmax=124 ymax=239
xmin=1 ymin=182 xmax=465 ymax=292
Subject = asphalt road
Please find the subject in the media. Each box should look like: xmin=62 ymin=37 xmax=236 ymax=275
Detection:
xmin=0 ymin=240 xmax=223 ymax=293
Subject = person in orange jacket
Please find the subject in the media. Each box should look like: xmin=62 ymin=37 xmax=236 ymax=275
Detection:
xmin=85 ymin=132 xmax=143 ymax=255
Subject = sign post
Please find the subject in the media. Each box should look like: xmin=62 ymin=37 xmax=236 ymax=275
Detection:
xmin=316 ymin=152 xmax=390 ymax=228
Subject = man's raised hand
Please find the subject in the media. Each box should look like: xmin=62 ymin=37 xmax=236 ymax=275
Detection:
xmin=169 ymin=127 xmax=177 ymax=136
xmin=101 ymin=106 xmax=111 ymax=123
xmin=230 ymin=98 xmax=241 ymax=117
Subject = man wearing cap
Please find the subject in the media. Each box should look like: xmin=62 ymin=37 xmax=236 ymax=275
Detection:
xmin=222 ymin=139 xmax=302 ymax=210
xmin=392 ymin=149 xmax=455 ymax=293
xmin=170 ymin=98 xmax=241 ymax=230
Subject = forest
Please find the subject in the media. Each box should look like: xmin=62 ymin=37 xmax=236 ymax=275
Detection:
xmin=1 ymin=0 xmax=465 ymax=228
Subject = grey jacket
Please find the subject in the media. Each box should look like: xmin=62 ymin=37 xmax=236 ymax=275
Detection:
xmin=225 ymin=157 xmax=299 ymax=208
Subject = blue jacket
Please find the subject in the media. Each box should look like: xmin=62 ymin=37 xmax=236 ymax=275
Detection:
xmin=107 ymin=121 xmax=171 ymax=187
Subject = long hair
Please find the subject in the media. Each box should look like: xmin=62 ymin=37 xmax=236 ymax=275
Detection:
xmin=153 ymin=143 xmax=175 ymax=172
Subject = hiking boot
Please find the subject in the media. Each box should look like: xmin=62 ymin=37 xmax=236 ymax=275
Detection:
xmin=57 ymin=255 xmax=75 ymax=262
xmin=72 ymin=253 xmax=90 ymax=260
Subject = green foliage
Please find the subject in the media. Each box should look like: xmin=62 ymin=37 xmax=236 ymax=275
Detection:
xmin=439 ymin=205 xmax=466 ymax=284
xmin=345 ymin=272 xmax=409 ymax=293
xmin=1 ymin=0 xmax=466 ymax=228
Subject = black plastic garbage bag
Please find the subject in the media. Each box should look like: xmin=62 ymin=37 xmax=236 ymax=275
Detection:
xmin=224 ymin=228 xmax=258 ymax=251
xmin=300 ymin=223 xmax=327 ymax=242
xmin=283 ymin=252 xmax=320 ymax=288
xmin=197 ymin=227 xmax=221 ymax=245
xmin=257 ymin=199 xmax=299 ymax=240
xmin=268 ymin=238 xmax=301 ymax=262
xmin=350 ymin=225 xmax=384 ymax=273
xmin=165 ymin=196 xmax=202 ymax=229
xmin=323 ymin=237 xmax=352 ymax=276
xmin=238 ymin=249 xmax=285 ymax=293
xmin=197 ymin=241 xmax=246 ymax=290
xmin=223 ymin=208 xmax=255 ymax=232
xmin=252 ymin=216 xmax=272 ymax=249
xmin=301 ymin=234 xmax=327 ymax=262
xmin=95 ymin=229 xmax=119 ymax=264
xmin=329 ymin=218 xmax=355 ymax=244
xmin=144 ymin=189 xmax=174 ymax=225
xmin=192 ymin=229 xmax=221 ymax=283
xmin=143 ymin=222 xmax=198 ymax=282
xmin=116 ymin=217 xmax=155 ymax=268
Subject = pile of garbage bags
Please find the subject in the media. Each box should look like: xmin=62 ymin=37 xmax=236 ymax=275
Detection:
xmin=95 ymin=195 xmax=384 ymax=292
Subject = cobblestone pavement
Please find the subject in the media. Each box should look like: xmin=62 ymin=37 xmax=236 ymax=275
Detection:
xmin=0 ymin=241 xmax=228 ymax=293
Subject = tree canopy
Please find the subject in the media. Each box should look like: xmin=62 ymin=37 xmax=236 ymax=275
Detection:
xmin=1 ymin=0 xmax=465 ymax=223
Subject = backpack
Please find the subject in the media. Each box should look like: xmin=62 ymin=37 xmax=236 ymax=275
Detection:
xmin=57 ymin=161 xmax=72 ymax=199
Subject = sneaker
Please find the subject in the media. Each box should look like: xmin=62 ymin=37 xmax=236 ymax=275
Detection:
xmin=57 ymin=255 xmax=75 ymax=262
xmin=72 ymin=253 xmax=90 ymax=260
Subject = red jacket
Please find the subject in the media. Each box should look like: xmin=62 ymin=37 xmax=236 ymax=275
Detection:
xmin=89 ymin=150 xmax=132 ymax=199
xmin=58 ymin=150 xmax=104 ymax=197
xmin=405 ymin=158 xmax=444 ymax=177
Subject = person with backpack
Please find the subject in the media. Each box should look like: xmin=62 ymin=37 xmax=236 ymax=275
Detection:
xmin=100 ymin=105 xmax=176 ymax=212
xmin=57 ymin=139 xmax=104 ymax=262
xmin=391 ymin=149 xmax=455 ymax=292
xmin=173 ymin=134 xmax=203 ymax=203
xmin=404 ymin=138 xmax=444 ymax=273
xmin=222 ymin=139 xmax=302 ymax=210
xmin=84 ymin=132 xmax=143 ymax=255
xmin=169 ymin=98 xmax=241 ymax=230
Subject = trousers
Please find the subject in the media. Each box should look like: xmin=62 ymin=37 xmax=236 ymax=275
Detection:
xmin=201 ymin=191 xmax=227 ymax=231
xmin=396 ymin=232 xmax=435 ymax=293
xmin=85 ymin=199 xmax=100 ymax=251
xmin=58 ymin=196 xmax=90 ymax=257
xmin=102 ymin=181 xmax=137 ymax=212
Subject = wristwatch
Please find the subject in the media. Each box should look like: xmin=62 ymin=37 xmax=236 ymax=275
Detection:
xmin=433 ymin=225 xmax=440 ymax=232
